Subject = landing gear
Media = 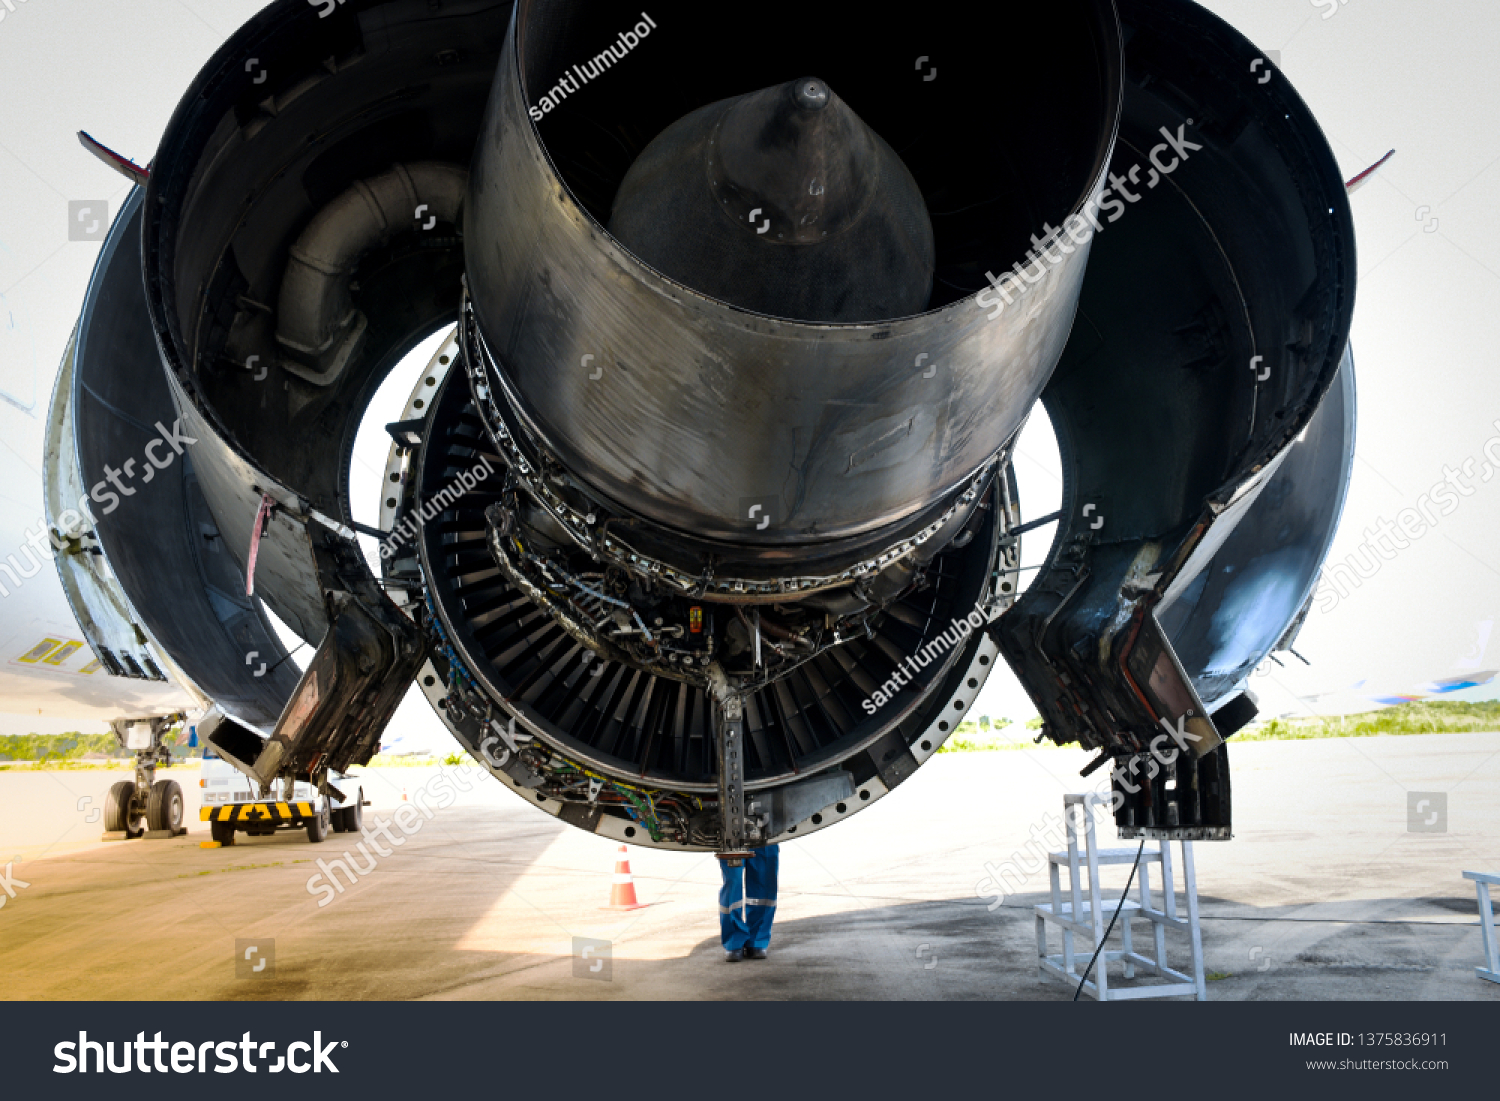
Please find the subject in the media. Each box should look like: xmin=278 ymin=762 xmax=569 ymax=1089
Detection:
xmin=147 ymin=779 xmax=184 ymax=833
xmin=103 ymin=780 xmax=146 ymax=837
xmin=102 ymin=713 xmax=188 ymax=840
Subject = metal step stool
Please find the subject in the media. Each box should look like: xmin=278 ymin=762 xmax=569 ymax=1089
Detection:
xmin=1035 ymin=793 xmax=1206 ymax=1001
xmin=1462 ymin=870 xmax=1499 ymax=984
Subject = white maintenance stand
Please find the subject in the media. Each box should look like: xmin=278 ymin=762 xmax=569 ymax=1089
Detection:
xmin=1035 ymin=793 xmax=1206 ymax=1001
xmin=1462 ymin=870 xmax=1499 ymax=985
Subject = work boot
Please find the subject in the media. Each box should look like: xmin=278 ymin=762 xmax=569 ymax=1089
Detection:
xmin=725 ymin=948 xmax=745 ymax=962
xmin=745 ymin=947 xmax=768 ymax=960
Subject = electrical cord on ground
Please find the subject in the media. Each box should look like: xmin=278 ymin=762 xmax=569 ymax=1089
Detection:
xmin=1073 ymin=838 xmax=1146 ymax=1001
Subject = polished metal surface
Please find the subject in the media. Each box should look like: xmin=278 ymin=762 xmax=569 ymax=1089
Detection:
xmin=464 ymin=295 xmax=1002 ymax=599
xmin=1158 ymin=346 xmax=1357 ymax=708
xmin=464 ymin=0 xmax=1123 ymax=549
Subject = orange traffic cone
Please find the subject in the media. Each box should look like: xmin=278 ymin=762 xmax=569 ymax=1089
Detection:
xmin=603 ymin=844 xmax=649 ymax=911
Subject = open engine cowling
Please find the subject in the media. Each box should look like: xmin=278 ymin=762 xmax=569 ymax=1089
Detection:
xmin=48 ymin=0 xmax=1356 ymax=851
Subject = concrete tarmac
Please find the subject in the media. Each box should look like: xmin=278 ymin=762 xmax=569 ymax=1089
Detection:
xmin=1 ymin=732 xmax=1497 ymax=1000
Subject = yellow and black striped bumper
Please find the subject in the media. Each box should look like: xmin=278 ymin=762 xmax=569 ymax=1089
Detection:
xmin=200 ymin=801 xmax=315 ymax=824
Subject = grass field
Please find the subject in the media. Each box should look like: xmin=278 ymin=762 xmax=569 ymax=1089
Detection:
xmin=4 ymin=702 xmax=1495 ymax=769
xmin=1235 ymin=699 xmax=1500 ymax=741
xmin=937 ymin=700 xmax=1500 ymax=753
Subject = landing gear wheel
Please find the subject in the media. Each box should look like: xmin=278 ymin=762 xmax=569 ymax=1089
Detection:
xmin=104 ymin=780 xmax=145 ymax=837
xmin=210 ymin=819 xmax=236 ymax=845
xmin=341 ymin=798 xmax=362 ymax=834
xmin=306 ymin=801 xmax=330 ymax=843
xmin=147 ymin=779 xmax=184 ymax=832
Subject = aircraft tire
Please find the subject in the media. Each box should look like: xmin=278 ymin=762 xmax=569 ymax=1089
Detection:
xmin=147 ymin=779 xmax=184 ymax=832
xmin=105 ymin=781 xmax=145 ymax=837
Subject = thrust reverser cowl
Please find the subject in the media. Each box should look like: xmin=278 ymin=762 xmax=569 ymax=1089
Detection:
xmin=608 ymin=76 xmax=936 ymax=323
xmin=464 ymin=0 xmax=1123 ymax=552
xmin=66 ymin=0 xmax=1359 ymax=852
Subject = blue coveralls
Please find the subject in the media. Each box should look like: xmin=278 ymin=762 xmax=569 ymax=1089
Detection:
xmin=719 ymin=844 xmax=779 ymax=951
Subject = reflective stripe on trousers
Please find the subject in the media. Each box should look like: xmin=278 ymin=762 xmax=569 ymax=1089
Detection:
xmin=719 ymin=844 xmax=779 ymax=951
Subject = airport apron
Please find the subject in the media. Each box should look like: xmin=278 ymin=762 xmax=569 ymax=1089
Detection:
xmin=719 ymin=844 xmax=779 ymax=951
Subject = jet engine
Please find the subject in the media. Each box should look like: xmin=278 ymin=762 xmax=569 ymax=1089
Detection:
xmin=48 ymin=0 xmax=1357 ymax=852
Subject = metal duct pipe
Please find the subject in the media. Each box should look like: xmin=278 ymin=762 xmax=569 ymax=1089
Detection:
xmin=276 ymin=162 xmax=467 ymax=385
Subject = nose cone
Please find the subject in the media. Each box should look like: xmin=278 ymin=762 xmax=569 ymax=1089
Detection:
xmin=713 ymin=75 xmax=878 ymax=245
xmin=608 ymin=77 xmax=935 ymax=322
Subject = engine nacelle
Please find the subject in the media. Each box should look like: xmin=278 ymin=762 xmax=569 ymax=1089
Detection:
xmin=49 ymin=0 xmax=1356 ymax=851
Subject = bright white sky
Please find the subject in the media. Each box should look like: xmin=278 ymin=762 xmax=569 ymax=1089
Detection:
xmin=2 ymin=1 xmax=1498 ymax=745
